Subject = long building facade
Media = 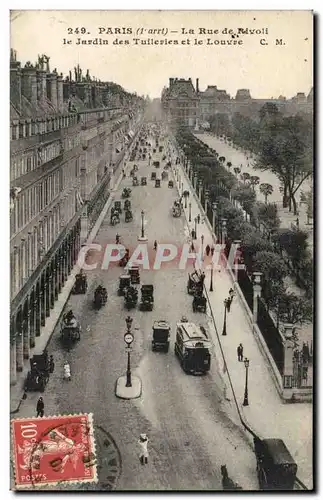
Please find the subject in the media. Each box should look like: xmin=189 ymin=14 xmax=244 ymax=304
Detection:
xmin=161 ymin=77 xmax=313 ymax=126
xmin=10 ymin=51 xmax=144 ymax=384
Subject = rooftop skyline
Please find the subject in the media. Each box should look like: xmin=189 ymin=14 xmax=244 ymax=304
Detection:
xmin=11 ymin=10 xmax=313 ymax=99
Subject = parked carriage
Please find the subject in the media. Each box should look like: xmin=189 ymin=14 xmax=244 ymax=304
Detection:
xmin=151 ymin=172 xmax=156 ymax=181
xmin=93 ymin=286 xmax=108 ymax=309
xmin=124 ymin=286 xmax=139 ymax=310
xmin=132 ymin=176 xmax=139 ymax=186
xmin=72 ymin=273 xmax=88 ymax=294
xmin=118 ymin=275 xmax=131 ymax=295
xmin=155 ymin=179 xmax=161 ymax=188
xmin=25 ymin=352 xmax=50 ymax=392
xmin=124 ymin=199 xmax=131 ymax=211
xmin=122 ymin=187 xmax=131 ymax=198
xmin=192 ymin=294 xmax=207 ymax=313
xmin=153 ymin=161 xmax=160 ymax=168
xmin=60 ymin=315 xmax=81 ymax=345
xmin=129 ymin=266 xmax=140 ymax=284
xmin=110 ymin=210 xmax=120 ymax=226
xmin=168 ymin=180 xmax=174 ymax=188
xmin=187 ymin=271 xmax=204 ymax=295
xmin=162 ymin=171 xmax=168 ymax=181
xmin=140 ymin=284 xmax=154 ymax=311
xmin=141 ymin=176 xmax=147 ymax=185
xmin=254 ymin=438 xmax=297 ymax=490
xmin=114 ymin=201 xmax=122 ymax=214
xmin=125 ymin=210 xmax=133 ymax=222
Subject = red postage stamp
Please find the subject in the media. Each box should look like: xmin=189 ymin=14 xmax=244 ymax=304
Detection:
xmin=11 ymin=413 xmax=97 ymax=489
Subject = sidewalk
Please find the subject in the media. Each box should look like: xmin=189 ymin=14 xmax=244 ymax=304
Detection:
xmin=10 ymin=146 xmax=137 ymax=414
xmin=167 ymin=144 xmax=312 ymax=489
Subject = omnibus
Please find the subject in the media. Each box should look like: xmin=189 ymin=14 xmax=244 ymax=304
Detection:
xmin=174 ymin=321 xmax=211 ymax=374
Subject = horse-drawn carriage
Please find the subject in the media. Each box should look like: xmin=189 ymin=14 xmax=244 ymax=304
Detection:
xmin=132 ymin=176 xmax=139 ymax=186
xmin=172 ymin=200 xmax=182 ymax=217
xmin=192 ymin=294 xmax=207 ymax=313
xmin=93 ymin=285 xmax=108 ymax=309
xmin=72 ymin=272 xmax=88 ymax=294
xmin=118 ymin=275 xmax=131 ymax=295
xmin=124 ymin=286 xmax=138 ymax=310
xmin=168 ymin=180 xmax=174 ymax=188
xmin=141 ymin=177 xmax=147 ymax=186
xmin=153 ymin=160 xmax=160 ymax=168
xmin=140 ymin=284 xmax=154 ymax=311
xmin=162 ymin=171 xmax=168 ymax=181
xmin=110 ymin=209 xmax=120 ymax=226
xmin=159 ymin=146 xmax=163 ymax=153
xmin=60 ymin=312 xmax=81 ymax=345
xmin=124 ymin=199 xmax=131 ymax=211
xmin=125 ymin=209 xmax=133 ymax=222
xmin=25 ymin=352 xmax=50 ymax=392
xmin=151 ymin=172 xmax=156 ymax=181
xmin=122 ymin=187 xmax=131 ymax=198
xmin=155 ymin=179 xmax=161 ymax=188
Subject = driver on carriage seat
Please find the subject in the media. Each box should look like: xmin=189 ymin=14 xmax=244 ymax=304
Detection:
xmin=64 ymin=309 xmax=75 ymax=323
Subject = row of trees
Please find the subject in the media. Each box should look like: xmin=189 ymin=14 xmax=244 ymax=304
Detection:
xmin=209 ymin=105 xmax=313 ymax=215
xmin=176 ymin=128 xmax=313 ymax=326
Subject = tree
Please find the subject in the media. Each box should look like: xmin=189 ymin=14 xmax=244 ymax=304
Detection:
xmin=259 ymin=102 xmax=280 ymax=122
xmin=259 ymin=183 xmax=274 ymax=203
xmin=227 ymin=162 xmax=232 ymax=170
xmin=253 ymin=250 xmax=288 ymax=302
xmin=254 ymin=202 xmax=281 ymax=233
xmin=249 ymin=175 xmax=260 ymax=191
xmin=278 ymin=229 xmax=309 ymax=270
xmin=256 ymin=115 xmax=313 ymax=214
xmin=209 ymin=113 xmax=232 ymax=137
xmin=219 ymin=156 xmax=226 ymax=164
xmin=231 ymin=184 xmax=256 ymax=213
xmin=234 ymin=167 xmax=241 ymax=177
xmin=241 ymin=172 xmax=251 ymax=184
xmin=277 ymin=292 xmax=313 ymax=325
xmin=241 ymin=233 xmax=273 ymax=272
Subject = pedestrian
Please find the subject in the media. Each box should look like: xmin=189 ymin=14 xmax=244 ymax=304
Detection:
xmin=211 ymin=245 xmax=215 ymax=256
xmin=49 ymin=355 xmax=55 ymax=374
xmin=138 ymin=433 xmax=149 ymax=465
xmin=229 ymin=288 xmax=235 ymax=301
xmin=205 ymin=244 xmax=211 ymax=257
xmin=237 ymin=344 xmax=243 ymax=362
xmin=116 ymin=233 xmax=120 ymax=244
xmin=197 ymin=214 xmax=201 ymax=224
xmin=36 ymin=397 xmax=44 ymax=417
xmin=200 ymin=271 xmax=206 ymax=286
xmin=153 ymin=240 xmax=157 ymax=251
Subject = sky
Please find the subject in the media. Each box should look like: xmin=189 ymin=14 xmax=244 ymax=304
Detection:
xmin=10 ymin=10 xmax=313 ymax=99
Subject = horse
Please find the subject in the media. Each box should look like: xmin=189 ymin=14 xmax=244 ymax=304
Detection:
xmin=221 ymin=465 xmax=243 ymax=490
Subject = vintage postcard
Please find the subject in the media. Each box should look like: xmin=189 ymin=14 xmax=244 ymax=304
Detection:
xmin=10 ymin=10 xmax=313 ymax=491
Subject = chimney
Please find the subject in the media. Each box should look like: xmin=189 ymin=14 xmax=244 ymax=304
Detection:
xmin=196 ymin=78 xmax=199 ymax=93
xmin=21 ymin=64 xmax=37 ymax=105
xmin=47 ymin=72 xmax=58 ymax=109
xmin=36 ymin=68 xmax=47 ymax=104
xmin=10 ymin=49 xmax=22 ymax=113
xmin=57 ymin=73 xmax=64 ymax=111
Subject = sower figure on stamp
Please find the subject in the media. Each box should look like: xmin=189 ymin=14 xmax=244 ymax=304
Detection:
xmin=36 ymin=397 xmax=44 ymax=417
xmin=138 ymin=434 xmax=149 ymax=465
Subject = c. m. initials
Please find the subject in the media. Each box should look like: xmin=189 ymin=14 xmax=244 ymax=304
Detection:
xmin=276 ymin=39 xmax=285 ymax=45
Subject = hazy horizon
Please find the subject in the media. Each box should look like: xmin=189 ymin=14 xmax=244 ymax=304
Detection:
xmin=11 ymin=10 xmax=313 ymax=100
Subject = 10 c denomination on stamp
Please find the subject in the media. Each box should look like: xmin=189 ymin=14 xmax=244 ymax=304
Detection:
xmin=11 ymin=413 xmax=97 ymax=489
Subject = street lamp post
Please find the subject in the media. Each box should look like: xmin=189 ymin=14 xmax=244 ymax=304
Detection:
xmin=124 ymin=316 xmax=134 ymax=388
xmin=212 ymin=202 xmax=218 ymax=236
xmin=222 ymin=298 xmax=230 ymax=336
xmin=189 ymin=202 xmax=192 ymax=222
xmin=243 ymin=358 xmax=250 ymax=406
xmin=141 ymin=210 xmax=145 ymax=238
xmin=209 ymin=265 xmax=214 ymax=292
xmin=194 ymin=217 xmax=198 ymax=238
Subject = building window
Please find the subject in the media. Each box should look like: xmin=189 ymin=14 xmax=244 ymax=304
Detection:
xmin=19 ymin=123 xmax=24 ymax=139
xmin=26 ymin=157 xmax=32 ymax=173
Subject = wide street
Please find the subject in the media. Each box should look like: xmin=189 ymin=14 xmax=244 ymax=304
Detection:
xmin=13 ymin=133 xmax=259 ymax=491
